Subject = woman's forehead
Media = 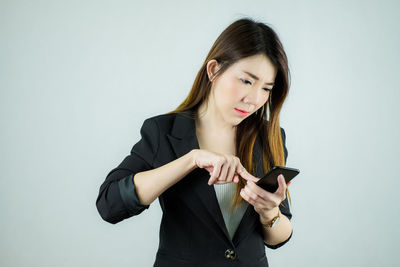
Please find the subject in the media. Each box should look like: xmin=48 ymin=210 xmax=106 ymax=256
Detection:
xmin=229 ymin=55 xmax=277 ymax=80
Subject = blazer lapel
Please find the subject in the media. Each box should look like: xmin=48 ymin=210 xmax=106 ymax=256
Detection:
xmin=232 ymin=134 xmax=264 ymax=245
xmin=166 ymin=109 xmax=264 ymax=246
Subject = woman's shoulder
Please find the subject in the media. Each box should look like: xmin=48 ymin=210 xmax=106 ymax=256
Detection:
xmin=142 ymin=109 xmax=195 ymax=131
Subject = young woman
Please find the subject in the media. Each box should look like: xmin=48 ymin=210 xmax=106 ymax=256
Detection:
xmin=96 ymin=17 xmax=294 ymax=267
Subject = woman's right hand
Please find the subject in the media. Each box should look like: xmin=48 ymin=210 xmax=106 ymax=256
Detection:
xmin=191 ymin=149 xmax=258 ymax=185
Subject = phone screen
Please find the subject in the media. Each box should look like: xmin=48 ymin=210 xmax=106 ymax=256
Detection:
xmin=256 ymin=166 xmax=300 ymax=193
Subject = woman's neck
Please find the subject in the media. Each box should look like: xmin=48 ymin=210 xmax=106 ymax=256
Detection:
xmin=195 ymin=101 xmax=237 ymax=137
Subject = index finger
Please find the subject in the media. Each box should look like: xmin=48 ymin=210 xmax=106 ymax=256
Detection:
xmin=237 ymin=165 xmax=259 ymax=183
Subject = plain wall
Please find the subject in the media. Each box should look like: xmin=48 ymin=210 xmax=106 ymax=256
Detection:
xmin=1 ymin=0 xmax=399 ymax=266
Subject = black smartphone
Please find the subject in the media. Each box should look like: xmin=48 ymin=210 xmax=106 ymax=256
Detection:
xmin=256 ymin=166 xmax=300 ymax=193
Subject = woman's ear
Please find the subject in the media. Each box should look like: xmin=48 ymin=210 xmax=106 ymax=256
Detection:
xmin=206 ymin=59 xmax=221 ymax=82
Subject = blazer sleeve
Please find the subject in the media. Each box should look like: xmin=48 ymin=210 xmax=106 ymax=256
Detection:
xmin=95 ymin=118 xmax=159 ymax=224
xmin=265 ymin=127 xmax=294 ymax=249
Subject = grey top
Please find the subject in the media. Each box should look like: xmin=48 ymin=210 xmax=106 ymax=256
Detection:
xmin=213 ymin=182 xmax=249 ymax=240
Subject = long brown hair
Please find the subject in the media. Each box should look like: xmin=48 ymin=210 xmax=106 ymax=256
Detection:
xmin=166 ymin=17 xmax=291 ymax=210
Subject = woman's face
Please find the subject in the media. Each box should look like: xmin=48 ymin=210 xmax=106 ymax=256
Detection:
xmin=207 ymin=54 xmax=277 ymax=126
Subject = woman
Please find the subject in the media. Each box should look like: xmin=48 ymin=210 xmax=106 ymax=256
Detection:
xmin=96 ymin=17 xmax=294 ymax=267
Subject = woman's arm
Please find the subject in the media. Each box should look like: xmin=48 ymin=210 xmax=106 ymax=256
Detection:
xmin=241 ymin=127 xmax=294 ymax=249
xmin=134 ymin=149 xmax=197 ymax=205
xmin=97 ymin=118 xmax=197 ymax=224
xmin=260 ymin=206 xmax=293 ymax=248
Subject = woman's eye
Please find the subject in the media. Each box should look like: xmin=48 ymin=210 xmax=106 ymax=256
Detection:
xmin=241 ymin=78 xmax=272 ymax=92
xmin=240 ymin=78 xmax=252 ymax=85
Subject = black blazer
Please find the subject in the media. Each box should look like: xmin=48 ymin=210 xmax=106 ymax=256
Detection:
xmin=96 ymin=109 xmax=293 ymax=267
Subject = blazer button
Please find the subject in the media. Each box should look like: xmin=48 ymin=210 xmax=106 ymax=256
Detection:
xmin=225 ymin=249 xmax=236 ymax=260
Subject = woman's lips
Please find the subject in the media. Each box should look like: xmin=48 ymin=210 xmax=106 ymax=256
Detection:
xmin=234 ymin=108 xmax=249 ymax=116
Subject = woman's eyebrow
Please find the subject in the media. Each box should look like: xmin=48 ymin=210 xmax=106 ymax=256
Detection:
xmin=242 ymin=71 xmax=275 ymax=86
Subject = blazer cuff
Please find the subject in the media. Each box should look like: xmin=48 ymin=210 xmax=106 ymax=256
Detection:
xmin=118 ymin=173 xmax=150 ymax=215
xmin=264 ymin=229 xmax=293 ymax=250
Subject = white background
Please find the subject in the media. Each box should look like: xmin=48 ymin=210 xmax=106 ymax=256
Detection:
xmin=1 ymin=0 xmax=399 ymax=266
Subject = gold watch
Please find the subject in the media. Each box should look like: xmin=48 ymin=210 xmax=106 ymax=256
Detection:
xmin=265 ymin=209 xmax=281 ymax=228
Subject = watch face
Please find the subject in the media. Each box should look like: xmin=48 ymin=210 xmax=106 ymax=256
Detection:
xmin=266 ymin=210 xmax=280 ymax=227
xmin=271 ymin=216 xmax=280 ymax=227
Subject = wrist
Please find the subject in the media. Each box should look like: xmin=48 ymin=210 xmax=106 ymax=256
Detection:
xmin=260 ymin=207 xmax=280 ymax=226
xmin=189 ymin=149 xmax=199 ymax=170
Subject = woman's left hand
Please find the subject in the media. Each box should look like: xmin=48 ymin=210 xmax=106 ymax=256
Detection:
xmin=240 ymin=174 xmax=287 ymax=222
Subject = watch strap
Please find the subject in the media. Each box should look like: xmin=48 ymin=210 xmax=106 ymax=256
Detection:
xmin=266 ymin=209 xmax=281 ymax=228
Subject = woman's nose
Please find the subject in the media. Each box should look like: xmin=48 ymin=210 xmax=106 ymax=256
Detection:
xmin=243 ymin=89 xmax=263 ymax=107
